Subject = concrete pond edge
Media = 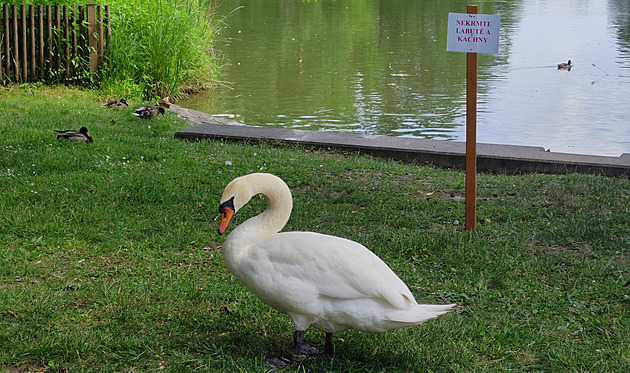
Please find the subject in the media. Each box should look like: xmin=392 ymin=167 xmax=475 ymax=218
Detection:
xmin=170 ymin=104 xmax=630 ymax=177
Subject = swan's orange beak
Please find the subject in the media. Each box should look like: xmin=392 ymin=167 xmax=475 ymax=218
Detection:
xmin=218 ymin=207 xmax=234 ymax=235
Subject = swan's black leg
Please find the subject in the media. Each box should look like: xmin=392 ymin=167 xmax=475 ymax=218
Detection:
xmin=324 ymin=333 xmax=334 ymax=356
xmin=292 ymin=330 xmax=305 ymax=358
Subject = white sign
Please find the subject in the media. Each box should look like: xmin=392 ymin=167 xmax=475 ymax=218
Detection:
xmin=446 ymin=13 xmax=501 ymax=54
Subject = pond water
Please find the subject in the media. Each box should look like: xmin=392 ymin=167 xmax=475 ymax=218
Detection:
xmin=179 ymin=0 xmax=630 ymax=157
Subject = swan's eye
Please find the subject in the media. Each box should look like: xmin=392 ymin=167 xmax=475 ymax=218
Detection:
xmin=219 ymin=196 xmax=235 ymax=216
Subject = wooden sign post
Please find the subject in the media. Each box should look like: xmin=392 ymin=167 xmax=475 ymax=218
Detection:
xmin=447 ymin=6 xmax=501 ymax=230
xmin=465 ymin=5 xmax=478 ymax=230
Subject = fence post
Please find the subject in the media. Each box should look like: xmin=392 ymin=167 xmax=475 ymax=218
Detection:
xmin=78 ymin=5 xmax=85 ymax=61
xmin=0 ymin=4 xmax=4 ymax=80
xmin=46 ymin=5 xmax=52 ymax=71
xmin=29 ymin=5 xmax=36 ymax=81
xmin=54 ymin=6 xmax=61 ymax=71
xmin=63 ymin=6 xmax=70 ymax=79
xmin=12 ymin=5 xmax=19 ymax=81
xmin=97 ymin=5 xmax=103 ymax=67
xmin=86 ymin=3 xmax=98 ymax=72
xmin=3 ymin=4 xmax=10 ymax=79
xmin=20 ymin=5 xmax=27 ymax=81
xmin=105 ymin=5 xmax=111 ymax=51
xmin=71 ymin=6 xmax=77 ymax=77
xmin=38 ymin=5 xmax=44 ymax=79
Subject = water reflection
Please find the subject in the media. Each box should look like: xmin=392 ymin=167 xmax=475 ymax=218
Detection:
xmin=180 ymin=0 xmax=630 ymax=156
xmin=479 ymin=0 xmax=630 ymax=155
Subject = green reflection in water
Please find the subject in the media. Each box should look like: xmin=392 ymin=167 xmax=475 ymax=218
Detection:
xmin=181 ymin=0 xmax=515 ymax=140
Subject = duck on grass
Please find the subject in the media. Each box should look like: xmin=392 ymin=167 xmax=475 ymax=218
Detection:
xmin=133 ymin=105 xmax=165 ymax=119
xmin=55 ymin=127 xmax=93 ymax=143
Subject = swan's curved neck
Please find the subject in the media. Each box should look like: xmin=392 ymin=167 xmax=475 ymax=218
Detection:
xmin=225 ymin=173 xmax=293 ymax=253
xmin=245 ymin=178 xmax=293 ymax=236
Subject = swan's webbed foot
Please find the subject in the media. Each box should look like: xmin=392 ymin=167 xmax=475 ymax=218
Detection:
xmin=291 ymin=330 xmax=319 ymax=361
xmin=293 ymin=330 xmax=334 ymax=359
xmin=264 ymin=357 xmax=292 ymax=368
xmin=265 ymin=331 xmax=334 ymax=368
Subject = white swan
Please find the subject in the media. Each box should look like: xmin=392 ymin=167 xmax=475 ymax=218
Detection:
xmin=218 ymin=173 xmax=455 ymax=361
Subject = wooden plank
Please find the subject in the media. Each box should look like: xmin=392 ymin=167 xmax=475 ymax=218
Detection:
xmin=71 ymin=6 xmax=78 ymax=77
xmin=55 ymin=6 xmax=61 ymax=70
xmin=64 ymin=6 xmax=69 ymax=79
xmin=97 ymin=5 xmax=103 ymax=68
xmin=12 ymin=5 xmax=19 ymax=81
xmin=87 ymin=3 xmax=97 ymax=71
xmin=46 ymin=5 xmax=52 ymax=70
xmin=20 ymin=5 xmax=27 ymax=81
xmin=0 ymin=5 xmax=2 ymax=81
xmin=1 ymin=4 xmax=7 ymax=79
xmin=29 ymin=5 xmax=36 ymax=81
xmin=105 ymin=5 xmax=111 ymax=52
xmin=78 ymin=6 xmax=85 ymax=63
xmin=38 ymin=5 xmax=44 ymax=79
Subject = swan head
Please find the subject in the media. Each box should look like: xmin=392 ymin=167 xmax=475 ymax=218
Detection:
xmin=218 ymin=197 xmax=235 ymax=235
xmin=218 ymin=175 xmax=255 ymax=235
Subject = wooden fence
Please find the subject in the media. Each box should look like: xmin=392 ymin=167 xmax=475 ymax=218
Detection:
xmin=0 ymin=3 xmax=110 ymax=84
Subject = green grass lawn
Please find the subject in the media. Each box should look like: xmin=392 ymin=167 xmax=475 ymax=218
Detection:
xmin=1 ymin=85 xmax=629 ymax=372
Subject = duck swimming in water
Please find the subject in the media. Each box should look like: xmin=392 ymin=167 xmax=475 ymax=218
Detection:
xmin=557 ymin=60 xmax=572 ymax=70
xmin=218 ymin=173 xmax=455 ymax=364
xmin=55 ymin=127 xmax=93 ymax=143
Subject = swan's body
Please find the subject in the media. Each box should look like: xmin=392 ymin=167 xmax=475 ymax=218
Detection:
xmin=218 ymin=173 xmax=454 ymax=360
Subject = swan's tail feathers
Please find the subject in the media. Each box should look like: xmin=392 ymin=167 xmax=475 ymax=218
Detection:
xmin=385 ymin=303 xmax=456 ymax=325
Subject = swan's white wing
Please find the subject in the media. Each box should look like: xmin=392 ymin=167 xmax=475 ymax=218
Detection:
xmin=254 ymin=231 xmax=416 ymax=310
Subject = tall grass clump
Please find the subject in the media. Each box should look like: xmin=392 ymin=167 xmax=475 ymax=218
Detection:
xmin=102 ymin=0 xmax=220 ymax=99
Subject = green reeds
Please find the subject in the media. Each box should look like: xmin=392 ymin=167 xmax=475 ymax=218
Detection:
xmin=102 ymin=0 xmax=219 ymax=99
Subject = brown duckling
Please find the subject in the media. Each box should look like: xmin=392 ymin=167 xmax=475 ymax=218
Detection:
xmin=157 ymin=97 xmax=172 ymax=108
xmin=105 ymin=99 xmax=129 ymax=108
